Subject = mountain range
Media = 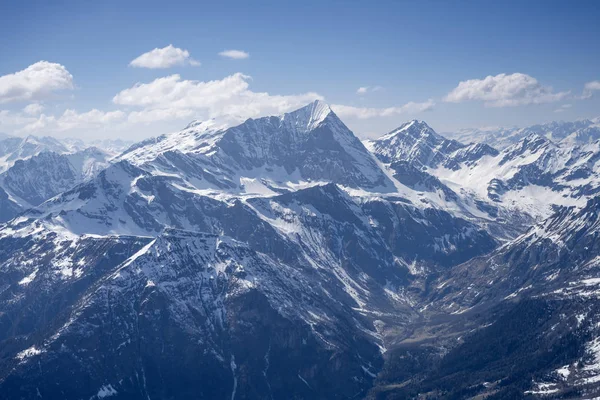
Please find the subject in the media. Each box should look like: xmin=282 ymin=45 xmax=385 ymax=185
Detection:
xmin=0 ymin=101 xmax=599 ymax=399
xmin=444 ymin=117 xmax=600 ymax=149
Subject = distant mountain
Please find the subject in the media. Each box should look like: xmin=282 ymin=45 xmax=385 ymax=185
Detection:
xmin=61 ymin=137 xmax=134 ymax=155
xmin=445 ymin=118 xmax=600 ymax=149
xmin=0 ymin=135 xmax=70 ymax=173
xmin=370 ymin=121 xmax=600 ymax=227
xmin=0 ymin=147 xmax=111 ymax=220
xmin=364 ymin=120 xmax=464 ymax=168
xmin=2 ymin=152 xmax=80 ymax=207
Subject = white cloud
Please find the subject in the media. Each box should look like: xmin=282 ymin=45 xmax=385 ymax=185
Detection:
xmin=582 ymin=80 xmax=600 ymax=98
xmin=356 ymin=86 xmax=382 ymax=95
xmin=0 ymin=110 xmax=35 ymax=127
xmin=0 ymin=61 xmax=74 ymax=104
xmin=129 ymin=45 xmax=200 ymax=69
xmin=444 ymin=73 xmax=569 ymax=107
xmin=127 ymin=108 xmax=195 ymax=124
xmin=554 ymin=104 xmax=572 ymax=113
xmin=23 ymin=103 xmax=44 ymax=115
xmin=218 ymin=50 xmax=250 ymax=60
xmin=113 ymin=73 xmax=322 ymax=123
xmin=331 ymin=99 xmax=435 ymax=119
xmin=2 ymin=70 xmax=437 ymax=139
xmin=21 ymin=109 xmax=125 ymax=133
xmin=3 ymin=73 xmax=323 ymax=138
xmin=585 ymin=81 xmax=600 ymax=91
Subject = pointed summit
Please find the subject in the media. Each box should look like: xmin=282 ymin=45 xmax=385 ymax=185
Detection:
xmin=369 ymin=120 xmax=464 ymax=167
xmin=498 ymin=132 xmax=556 ymax=166
xmin=510 ymin=132 xmax=555 ymax=154
xmin=206 ymin=99 xmax=393 ymax=190
xmin=380 ymin=119 xmax=440 ymax=141
xmin=282 ymin=99 xmax=334 ymax=132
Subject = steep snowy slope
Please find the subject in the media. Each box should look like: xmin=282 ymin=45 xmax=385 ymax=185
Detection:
xmin=431 ymin=134 xmax=598 ymax=220
xmin=0 ymin=135 xmax=70 ymax=173
xmin=0 ymin=186 xmax=22 ymax=223
xmin=0 ymin=147 xmax=111 ymax=215
xmin=2 ymin=152 xmax=79 ymax=207
xmin=117 ymin=118 xmax=228 ymax=164
xmin=364 ymin=120 xmax=464 ymax=168
xmin=65 ymin=146 xmax=112 ymax=180
xmin=432 ymin=196 xmax=600 ymax=312
xmin=370 ymin=121 xmax=600 ymax=227
xmin=369 ymin=195 xmax=600 ymax=399
xmin=0 ymin=136 xmax=106 ymax=219
xmin=0 ymin=226 xmax=396 ymax=399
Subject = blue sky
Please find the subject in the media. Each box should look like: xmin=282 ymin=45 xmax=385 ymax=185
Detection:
xmin=0 ymin=0 xmax=599 ymax=139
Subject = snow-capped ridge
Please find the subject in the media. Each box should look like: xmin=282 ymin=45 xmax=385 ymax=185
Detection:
xmin=368 ymin=119 xmax=464 ymax=167
xmin=499 ymin=132 xmax=556 ymax=165
xmin=379 ymin=120 xmax=439 ymax=141
xmin=445 ymin=118 xmax=600 ymax=149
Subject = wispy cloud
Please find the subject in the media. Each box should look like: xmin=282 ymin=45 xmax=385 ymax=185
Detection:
xmin=331 ymin=99 xmax=435 ymax=119
xmin=445 ymin=73 xmax=569 ymax=107
xmin=554 ymin=104 xmax=572 ymax=113
xmin=129 ymin=45 xmax=200 ymax=69
xmin=20 ymin=109 xmax=126 ymax=133
xmin=356 ymin=86 xmax=382 ymax=95
xmin=127 ymin=108 xmax=195 ymax=124
xmin=23 ymin=103 xmax=45 ymax=116
xmin=0 ymin=61 xmax=74 ymax=104
xmin=0 ymin=110 xmax=36 ymax=127
xmin=582 ymin=80 xmax=600 ymax=99
xmin=218 ymin=50 xmax=250 ymax=60
xmin=585 ymin=81 xmax=600 ymax=92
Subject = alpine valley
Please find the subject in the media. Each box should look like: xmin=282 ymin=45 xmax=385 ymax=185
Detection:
xmin=1 ymin=100 xmax=600 ymax=399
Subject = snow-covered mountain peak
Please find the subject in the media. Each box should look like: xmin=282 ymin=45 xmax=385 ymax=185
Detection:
xmin=450 ymin=142 xmax=499 ymax=166
xmin=214 ymin=101 xmax=395 ymax=190
xmin=184 ymin=119 xmax=205 ymax=130
xmin=522 ymin=131 xmax=555 ymax=145
xmin=367 ymin=119 xmax=464 ymax=168
xmin=380 ymin=119 xmax=438 ymax=141
xmin=120 ymin=103 xmax=337 ymax=168
xmin=19 ymin=135 xmax=67 ymax=151
xmin=117 ymin=118 xmax=228 ymax=165
xmin=0 ymin=135 xmax=73 ymax=174
xmin=279 ymin=99 xmax=333 ymax=132
xmin=183 ymin=117 xmax=230 ymax=133
xmin=500 ymin=132 xmax=556 ymax=163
